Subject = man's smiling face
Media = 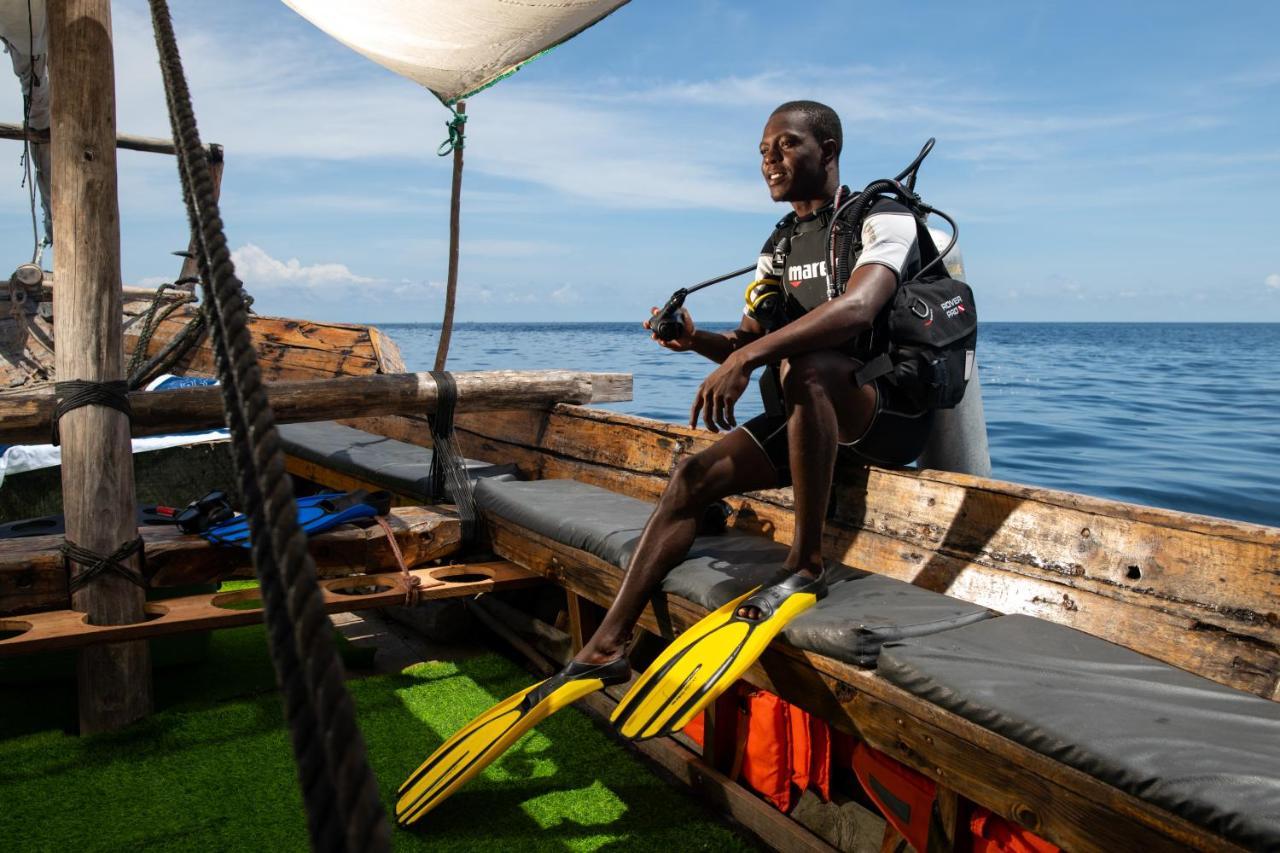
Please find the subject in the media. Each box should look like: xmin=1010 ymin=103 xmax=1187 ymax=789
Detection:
xmin=759 ymin=110 xmax=831 ymax=202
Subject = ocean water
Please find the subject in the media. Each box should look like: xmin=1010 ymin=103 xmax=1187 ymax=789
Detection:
xmin=381 ymin=322 xmax=1280 ymax=527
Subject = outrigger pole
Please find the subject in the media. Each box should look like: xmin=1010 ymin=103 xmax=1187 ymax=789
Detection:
xmin=47 ymin=0 xmax=153 ymax=733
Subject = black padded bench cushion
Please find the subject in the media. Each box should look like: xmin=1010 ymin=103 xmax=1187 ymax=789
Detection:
xmin=879 ymin=615 xmax=1280 ymax=849
xmin=279 ymin=421 xmax=518 ymax=501
xmin=476 ymin=478 xmax=994 ymax=667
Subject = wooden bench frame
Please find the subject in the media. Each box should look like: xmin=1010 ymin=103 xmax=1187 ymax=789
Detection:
xmin=486 ymin=512 xmax=1246 ymax=853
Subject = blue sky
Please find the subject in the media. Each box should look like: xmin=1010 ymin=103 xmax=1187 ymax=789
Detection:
xmin=1 ymin=0 xmax=1277 ymax=323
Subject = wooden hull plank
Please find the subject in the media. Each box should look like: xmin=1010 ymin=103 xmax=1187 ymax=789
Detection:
xmin=0 ymin=560 xmax=538 ymax=655
xmin=357 ymin=406 xmax=1280 ymax=700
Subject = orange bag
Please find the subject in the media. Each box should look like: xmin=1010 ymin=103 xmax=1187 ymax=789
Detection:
xmin=851 ymin=742 xmax=937 ymax=853
xmin=969 ymin=805 xmax=1060 ymax=853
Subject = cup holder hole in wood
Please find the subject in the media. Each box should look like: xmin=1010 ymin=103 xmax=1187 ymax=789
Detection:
xmin=80 ymin=608 xmax=165 ymax=625
xmin=430 ymin=569 xmax=492 ymax=584
xmin=211 ymin=592 xmax=263 ymax=611
xmin=0 ymin=619 xmax=33 ymax=640
xmin=327 ymin=582 xmax=393 ymax=597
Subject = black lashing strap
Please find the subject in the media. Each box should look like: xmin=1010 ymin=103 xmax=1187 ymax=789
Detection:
xmin=427 ymin=370 xmax=478 ymax=541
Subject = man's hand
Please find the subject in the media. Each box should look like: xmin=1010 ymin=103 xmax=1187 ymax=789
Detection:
xmin=643 ymin=306 xmax=697 ymax=351
xmin=690 ymin=352 xmax=751 ymax=432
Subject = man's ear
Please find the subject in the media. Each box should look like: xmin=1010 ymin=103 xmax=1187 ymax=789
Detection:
xmin=820 ymin=138 xmax=839 ymax=167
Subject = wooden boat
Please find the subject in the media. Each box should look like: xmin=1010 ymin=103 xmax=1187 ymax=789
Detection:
xmin=2 ymin=3 xmax=1276 ymax=852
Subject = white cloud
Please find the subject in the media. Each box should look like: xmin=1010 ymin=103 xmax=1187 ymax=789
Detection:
xmin=550 ymin=283 xmax=578 ymax=304
xmin=231 ymin=243 xmax=374 ymax=292
xmin=1266 ymin=273 xmax=1280 ymax=290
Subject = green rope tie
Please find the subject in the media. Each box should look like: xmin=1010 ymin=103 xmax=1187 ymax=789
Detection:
xmin=437 ymin=107 xmax=467 ymax=156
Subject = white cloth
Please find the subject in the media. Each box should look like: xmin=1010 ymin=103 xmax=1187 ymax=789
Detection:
xmin=0 ymin=375 xmax=228 ymax=487
xmin=282 ymin=0 xmax=628 ymax=103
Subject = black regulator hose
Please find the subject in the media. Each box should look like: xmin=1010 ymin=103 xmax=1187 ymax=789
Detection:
xmin=651 ymin=263 xmax=755 ymax=341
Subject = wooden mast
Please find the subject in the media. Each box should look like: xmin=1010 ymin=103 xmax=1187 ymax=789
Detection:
xmin=48 ymin=0 xmax=152 ymax=732
xmin=432 ymin=100 xmax=465 ymax=371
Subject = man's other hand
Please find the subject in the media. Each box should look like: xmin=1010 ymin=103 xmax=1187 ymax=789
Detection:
xmin=643 ymin=306 xmax=697 ymax=351
xmin=690 ymin=353 xmax=751 ymax=432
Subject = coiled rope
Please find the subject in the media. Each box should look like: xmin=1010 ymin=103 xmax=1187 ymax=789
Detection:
xmin=147 ymin=2 xmax=389 ymax=851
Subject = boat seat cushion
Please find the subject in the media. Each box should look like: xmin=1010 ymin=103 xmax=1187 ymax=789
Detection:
xmin=476 ymin=478 xmax=994 ymax=667
xmin=878 ymin=615 xmax=1280 ymax=849
xmin=278 ymin=421 xmax=519 ymax=502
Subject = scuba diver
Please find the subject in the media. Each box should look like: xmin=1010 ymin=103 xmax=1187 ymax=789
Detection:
xmin=397 ymin=100 xmax=944 ymax=823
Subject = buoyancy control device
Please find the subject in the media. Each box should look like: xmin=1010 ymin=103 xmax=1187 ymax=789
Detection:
xmin=824 ymin=160 xmax=978 ymax=410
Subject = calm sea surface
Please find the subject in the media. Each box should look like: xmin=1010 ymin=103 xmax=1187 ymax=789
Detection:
xmin=381 ymin=322 xmax=1280 ymax=527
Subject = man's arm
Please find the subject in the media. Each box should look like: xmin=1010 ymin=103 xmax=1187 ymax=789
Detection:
xmin=645 ymin=308 xmax=766 ymax=364
xmin=732 ymin=263 xmax=895 ymax=371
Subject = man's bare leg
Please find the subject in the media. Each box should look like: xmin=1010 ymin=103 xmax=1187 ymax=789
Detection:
xmin=575 ymin=428 xmax=781 ymax=665
xmin=737 ymin=350 xmax=876 ymax=618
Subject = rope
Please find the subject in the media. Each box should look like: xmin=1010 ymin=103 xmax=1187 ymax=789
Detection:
xmin=62 ymin=537 xmax=146 ymax=594
xmin=147 ymin=3 xmax=389 ymax=851
xmin=436 ymin=106 xmax=466 ymax=156
xmin=427 ymin=371 xmax=479 ymax=542
xmin=374 ymin=515 xmax=420 ymax=607
xmin=126 ymin=281 xmax=198 ymax=389
xmin=51 ymin=380 xmax=132 ymax=446
xmin=20 ymin=0 xmax=43 ymax=261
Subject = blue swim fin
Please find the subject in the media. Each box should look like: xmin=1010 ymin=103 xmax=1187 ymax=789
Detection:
xmin=203 ymin=490 xmax=391 ymax=548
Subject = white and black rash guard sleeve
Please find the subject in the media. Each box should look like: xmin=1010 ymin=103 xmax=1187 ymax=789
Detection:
xmin=743 ymin=234 xmax=781 ymax=317
xmin=853 ymin=207 xmax=918 ymax=280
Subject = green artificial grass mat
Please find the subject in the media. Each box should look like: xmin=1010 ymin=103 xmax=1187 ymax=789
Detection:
xmin=0 ymin=624 xmax=750 ymax=851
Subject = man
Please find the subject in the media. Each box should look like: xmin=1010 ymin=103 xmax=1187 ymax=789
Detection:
xmin=575 ymin=100 xmax=933 ymax=669
xmin=395 ymin=100 xmax=939 ymax=824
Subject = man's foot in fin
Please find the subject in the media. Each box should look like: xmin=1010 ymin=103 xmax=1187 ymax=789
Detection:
xmin=735 ymin=564 xmax=825 ymax=620
xmin=396 ymin=656 xmax=630 ymax=826
xmin=574 ymin=632 xmax=631 ymax=668
xmin=610 ymin=568 xmax=827 ymax=741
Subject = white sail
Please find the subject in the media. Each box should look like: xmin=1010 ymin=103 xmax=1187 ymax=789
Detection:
xmin=281 ymin=0 xmax=628 ymax=104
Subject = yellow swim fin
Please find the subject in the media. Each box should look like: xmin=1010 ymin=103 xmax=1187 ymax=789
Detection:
xmin=611 ymin=569 xmax=826 ymax=741
xmin=396 ymin=657 xmax=630 ymax=826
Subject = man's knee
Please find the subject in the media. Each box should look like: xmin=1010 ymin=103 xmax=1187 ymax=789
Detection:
xmin=781 ymin=350 xmax=848 ymax=399
xmin=661 ymin=453 xmax=713 ymax=513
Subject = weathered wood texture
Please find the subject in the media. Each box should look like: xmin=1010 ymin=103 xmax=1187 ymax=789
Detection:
xmin=49 ymin=0 xmax=151 ymax=732
xmin=0 ymin=560 xmax=537 ymax=656
xmin=357 ymin=405 xmax=1280 ymax=701
xmin=0 ymin=506 xmax=461 ymax=615
xmin=0 ymin=370 xmax=632 ymax=445
xmin=1 ymin=300 xmax=402 ymax=392
xmin=121 ymin=306 xmax=396 ymax=382
xmin=486 ymin=513 xmax=1244 ymax=853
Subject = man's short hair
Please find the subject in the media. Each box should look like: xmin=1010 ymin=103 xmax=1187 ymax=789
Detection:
xmin=772 ymin=100 xmax=842 ymax=157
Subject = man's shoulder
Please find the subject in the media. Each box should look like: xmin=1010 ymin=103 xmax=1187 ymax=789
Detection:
xmin=867 ymin=196 xmax=913 ymax=217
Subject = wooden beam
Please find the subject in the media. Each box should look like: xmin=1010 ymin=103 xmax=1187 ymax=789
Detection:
xmin=0 ymin=120 xmax=218 ymax=159
xmin=49 ymin=0 xmax=152 ymax=734
xmin=0 ymin=370 xmax=632 ymax=445
xmin=176 ymin=145 xmax=223 ymax=288
xmin=0 ymin=561 xmax=539 ymax=655
xmin=0 ymin=506 xmax=463 ymax=615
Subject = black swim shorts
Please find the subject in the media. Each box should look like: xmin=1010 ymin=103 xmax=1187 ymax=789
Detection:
xmin=740 ymin=379 xmax=934 ymax=481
